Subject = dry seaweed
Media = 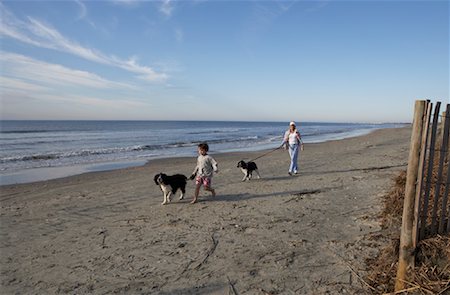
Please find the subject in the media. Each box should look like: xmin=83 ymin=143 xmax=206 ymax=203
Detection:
xmin=366 ymin=167 xmax=450 ymax=294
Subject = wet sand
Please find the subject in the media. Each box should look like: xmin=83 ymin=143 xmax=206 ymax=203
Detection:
xmin=0 ymin=127 xmax=411 ymax=294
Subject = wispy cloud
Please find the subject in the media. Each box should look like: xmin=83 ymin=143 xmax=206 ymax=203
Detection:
xmin=1 ymin=51 xmax=136 ymax=90
xmin=45 ymin=92 xmax=149 ymax=109
xmin=74 ymin=0 xmax=87 ymax=20
xmin=305 ymin=1 xmax=329 ymax=13
xmin=240 ymin=1 xmax=301 ymax=58
xmin=1 ymin=89 xmax=150 ymax=114
xmin=0 ymin=3 xmax=168 ymax=83
xmin=0 ymin=52 xmax=150 ymax=114
xmin=159 ymin=0 xmax=174 ymax=17
xmin=0 ymin=76 xmax=50 ymax=93
xmin=112 ymin=0 xmax=141 ymax=8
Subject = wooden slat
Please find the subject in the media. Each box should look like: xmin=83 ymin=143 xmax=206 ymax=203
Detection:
xmin=440 ymin=111 xmax=447 ymax=135
xmin=395 ymin=100 xmax=427 ymax=291
xmin=431 ymin=104 xmax=450 ymax=234
xmin=448 ymin=213 xmax=450 ymax=233
xmin=413 ymin=101 xmax=432 ymax=246
xmin=439 ymin=149 xmax=450 ymax=233
xmin=420 ymin=102 xmax=441 ymax=239
xmin=448 ymin=199 xmax=450 ymax=232
xmin=438 ymin=104 xmax=450 ymax=233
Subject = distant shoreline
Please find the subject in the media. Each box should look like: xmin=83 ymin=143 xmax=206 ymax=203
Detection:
xmin=0 ymin=125 xmax=409 ymax=186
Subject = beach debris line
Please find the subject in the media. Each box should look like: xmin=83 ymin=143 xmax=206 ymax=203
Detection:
xmin=283 ymin=185 xmax=345 ymax=203
xmin=194 ymin=231 xmax=219 ymax=270
xmin=326 ymin=245 xmax=377 ymax=292
xmin=293 ymin=189 xmax=322 ymax=196
xmin=180 ymin=231 xmax=220 ymax=276
xmin=98 ymin=228 xmax=108 ymax=248
xmin=227 ymin=276 xmax=238 ymax=295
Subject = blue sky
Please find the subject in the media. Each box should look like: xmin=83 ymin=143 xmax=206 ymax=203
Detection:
xmin=0 ymin=0 xmax=448 ymax=123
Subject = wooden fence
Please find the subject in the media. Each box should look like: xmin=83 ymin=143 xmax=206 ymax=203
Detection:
xmin=395 ymin=100 xmax=449 ymax=292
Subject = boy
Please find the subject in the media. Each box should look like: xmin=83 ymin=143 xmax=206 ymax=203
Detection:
xmin=189 ymin=142 xmax=218 ymax=204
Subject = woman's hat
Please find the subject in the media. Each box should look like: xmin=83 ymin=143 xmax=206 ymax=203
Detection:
xmin=289 ymin=121 xmax=296 ymax=126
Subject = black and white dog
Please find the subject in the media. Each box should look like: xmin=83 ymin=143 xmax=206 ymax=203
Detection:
xmin=237 ymin=160 xmax=261 ymax=181
xmin=154 ymin=173 xmax=187 ymax=205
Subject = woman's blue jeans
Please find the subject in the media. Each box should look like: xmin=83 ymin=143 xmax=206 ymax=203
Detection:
xmin=288 ymin=144 xmax=299 ymax=173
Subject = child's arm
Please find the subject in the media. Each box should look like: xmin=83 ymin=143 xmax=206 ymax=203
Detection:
xmin=211 ymin=157 xmax=218 ymax=173
xmin=189 ymin=161 xmax=199 ymax=180
xmin=189 ymin=170 xmax=197 ymax=180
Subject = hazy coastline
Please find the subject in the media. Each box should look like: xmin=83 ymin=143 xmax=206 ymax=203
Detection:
xmin=0 ymin=121 xmax=406 ymax=185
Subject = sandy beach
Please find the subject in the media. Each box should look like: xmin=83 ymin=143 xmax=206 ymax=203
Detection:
xmin=0 ymin=127 xmax=411 ymax=294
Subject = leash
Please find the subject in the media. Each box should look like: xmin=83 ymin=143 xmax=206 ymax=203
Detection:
xmin=248 ymin=144 xmax=284 ymax=162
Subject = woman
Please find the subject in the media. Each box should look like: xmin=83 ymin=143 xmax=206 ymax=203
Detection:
xmin=283 ymin=121 xmax=304 ymax=175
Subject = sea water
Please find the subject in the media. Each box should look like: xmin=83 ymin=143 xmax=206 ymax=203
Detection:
xmin=0 ymin=120 xmax=405 ymax=185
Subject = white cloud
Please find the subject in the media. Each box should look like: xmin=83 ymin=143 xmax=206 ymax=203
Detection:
xmin=0 ymin=6 xmax=47 ymax=48
xmin=0 ymin=89 xmax=151 ymax=119
xmin=112 ymin=0 xmax=140 ymax=8
xmin=74 ymin=0 xmax=87 ymax=20
xmin=0 ymin=51 xmax=154 ymax=118
xmin=0 ymin=4 xmax=168 ymax=82
xmin=159 ymin=0 xmax=174 ymax=17
xmin=1 ymin=52 xmax=136 ymax=90
xmin=0 ymin=76 xmax=50 ymax=93
xmin=112 ymin=55 xmax=168 ymax=82
xmin=51 ymin=93 xmax=149 ymax=109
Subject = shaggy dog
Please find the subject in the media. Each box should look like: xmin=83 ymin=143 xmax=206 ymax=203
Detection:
xmin=237 ymin=160 xmax=261 ymax=181
xmin=154 ymin=173 xmax=187 ymax=205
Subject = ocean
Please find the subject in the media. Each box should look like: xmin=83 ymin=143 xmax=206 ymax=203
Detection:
xmin=0 ymin=120 xmax=405 ymax=185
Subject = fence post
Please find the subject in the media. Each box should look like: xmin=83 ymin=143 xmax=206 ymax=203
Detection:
xmin=412 ymin=101 xmax=432 ymax=248
xmin=395 ymin=100 xmax=426 ymax=291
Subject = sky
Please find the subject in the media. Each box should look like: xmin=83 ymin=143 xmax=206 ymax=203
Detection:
xmin=0 ymin=0 xmax=448 ymax=123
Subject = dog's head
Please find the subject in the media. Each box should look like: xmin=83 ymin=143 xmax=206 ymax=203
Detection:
xmin=237 ymin=160 xmax=247 ymax=169
xmin=154 ymin=173 xmax=167 ymax=185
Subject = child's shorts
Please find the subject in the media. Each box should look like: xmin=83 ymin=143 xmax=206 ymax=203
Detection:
xmin=195 ymin=176 xmax=212 ymax=187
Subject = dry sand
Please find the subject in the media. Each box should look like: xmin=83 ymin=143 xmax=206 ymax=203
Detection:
xmin=0 ymin=127 xmax=411 ymax=294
